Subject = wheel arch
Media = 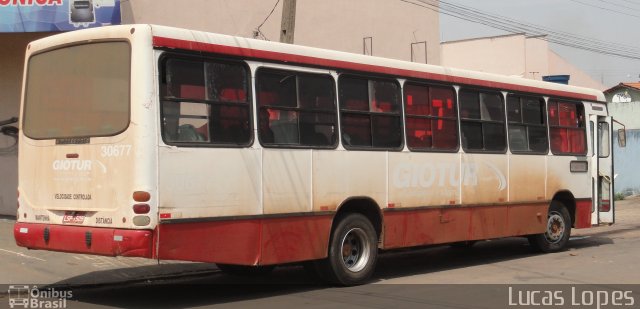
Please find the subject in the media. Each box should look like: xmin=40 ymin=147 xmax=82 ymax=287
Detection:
xmin=332 ymin=196 xmax=383 ymax=247
xmin=551 ymin=190 xmax=577 ymax=227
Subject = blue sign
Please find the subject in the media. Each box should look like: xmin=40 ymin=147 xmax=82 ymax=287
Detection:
xmin=0 ymin=0 xmax=121 ymax=33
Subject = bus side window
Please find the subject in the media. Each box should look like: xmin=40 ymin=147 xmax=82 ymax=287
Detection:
xmin=548 ymin=100 xmax=586 ymax=155
xmin=161 ymin=58 xmax=209 ymax=143
xmin=206 ymin=62 xmax=251 ymax=145
xmin=507 ymin=95 xmax=547 ymax=153
xmin=161 ymin=57 xmax=251 ymax=146
xmin=339 ymin=75 xmax=402 ymax=149
xmin=404 ymin=83 xmax=457 ymax=151
xmin=163 ymin=58 xmax=205 ymax=100
xmin=256 ymin=69 xmax=337 ymax=148
xmin=459 ymin=89 xmax=506 ymax=152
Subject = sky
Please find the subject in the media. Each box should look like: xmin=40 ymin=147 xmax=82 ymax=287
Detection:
xmin=438 ymin=0 xmax=640 ymax=88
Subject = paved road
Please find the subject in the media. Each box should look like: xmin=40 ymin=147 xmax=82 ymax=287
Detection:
xmin=1 ymin=198 xmax=639 ymax=308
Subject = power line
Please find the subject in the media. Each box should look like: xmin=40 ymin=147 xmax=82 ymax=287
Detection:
xmin=596 ymin=0 xmax=640 ymax=12
xmin=254 ymin=0 xmax=281 ymax=41
xmin=437 ymin=0 xmax=640 ymax=52
xmin=616 ymin=0 xmax=640 ymax=6
xmin=567 ymin=0 xmax=640 ymax=19
xmin=400 ymin=0 xmax=640 ymax=60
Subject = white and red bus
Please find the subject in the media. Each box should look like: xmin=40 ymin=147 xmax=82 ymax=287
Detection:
xmin=15 ymin=25 xmax=618 ymax=285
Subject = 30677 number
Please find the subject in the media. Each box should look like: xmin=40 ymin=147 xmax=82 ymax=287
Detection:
xmin=100 ymin=145 xmax=132 ymax=157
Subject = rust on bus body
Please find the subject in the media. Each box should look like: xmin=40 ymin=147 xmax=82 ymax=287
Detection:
xmin=382 ymin=202 xmax=548 ymax=249
xmin=157 ymin=215 xmax=332 ymax=265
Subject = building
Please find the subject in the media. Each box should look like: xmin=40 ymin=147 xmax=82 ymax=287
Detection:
xmin=0 ymin=0 xmax=441 ymax=216
xmin=605 ymin=83 xmax=640 ymax=196
xmin=441 ymin=33 xmax=606 ymax=90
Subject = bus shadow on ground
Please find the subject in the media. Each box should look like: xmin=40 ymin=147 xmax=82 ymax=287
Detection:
xmin=55 ymin=235 xmax=613 ymax=308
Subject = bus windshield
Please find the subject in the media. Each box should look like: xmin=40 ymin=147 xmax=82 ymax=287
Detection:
xmin=23 ymin=41 xmax=130 ymax=139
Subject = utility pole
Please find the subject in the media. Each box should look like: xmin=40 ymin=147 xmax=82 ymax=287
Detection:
xmin=280 ymin=0 xmax=297 ymax=44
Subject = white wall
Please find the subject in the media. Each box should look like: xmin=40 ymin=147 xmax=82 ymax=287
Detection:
xmin=441 ymin=34 xmax=526 ymax=76
xmin=524 ymin=36 xmax=549 ymax=80
xmin=608 ymin=101 xmax=640 ymax=130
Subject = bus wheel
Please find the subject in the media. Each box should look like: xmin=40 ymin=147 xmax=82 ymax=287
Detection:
xmin=318 ymin=213 xmax=378 ymax=286
xmin=528 ymin=201 xmax=572 ymax=253
xmin=216 ymin=264 xmax=275 ymax=276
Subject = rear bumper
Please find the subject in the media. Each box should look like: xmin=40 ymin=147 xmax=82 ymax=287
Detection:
xmin=14 ymin=222 xmax=154 ymax=258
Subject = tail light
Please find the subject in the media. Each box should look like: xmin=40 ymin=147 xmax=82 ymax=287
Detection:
xmin=133 ymin=191 xmax=151 ymax=202
xmin=133 ymin=204 xmax=150 ymax=214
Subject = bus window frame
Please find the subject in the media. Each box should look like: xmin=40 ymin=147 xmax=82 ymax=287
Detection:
xmin=158 ymin=52 xmax=254 ymax=148
xmin=505 ymin=93 xmax=549 ymax=155
xmin=458 ymin=87 xmax=508 ymax=154
xmin=337 ymin=73 xmax=405 ymax=152
xmin=547 ymin=98 xmax=588 ymax=156
xmin=402 ymin=80 xmax=460 ymax=153
xmin=255 ymin=67 xmax=339 ymax=150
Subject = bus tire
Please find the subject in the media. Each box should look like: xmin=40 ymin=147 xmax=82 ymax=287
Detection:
xmin=216 ymin=264 xmax=275 ymax=276
xmin=317 ymin=213 xmax=378 ymax=286
xmin=528 ymin=201 xmax=572 ymax=253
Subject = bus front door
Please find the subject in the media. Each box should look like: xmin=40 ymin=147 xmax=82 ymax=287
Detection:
xmin=591 ymin=115 xmax=614 ymax=225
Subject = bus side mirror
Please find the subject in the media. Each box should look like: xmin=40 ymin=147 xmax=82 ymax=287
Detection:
xmin=618 ymin=129 xmax=626 ymax=148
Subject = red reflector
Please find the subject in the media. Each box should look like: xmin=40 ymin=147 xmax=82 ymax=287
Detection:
xmin=66 ymin=153 xmax=79 ymax=158
xmin=133 ymin=191 xmax=151 ymax=202
xmin=388 ymin=203 xmax=395 ymax=208
xmin=133 ymin=204 xmax=150 ymax=214
xmin=160 ymin=213 xmax=171 ymax=219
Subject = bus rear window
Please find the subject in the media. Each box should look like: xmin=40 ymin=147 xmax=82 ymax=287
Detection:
xmin=23 ymin=42 xmax=130 ymax=139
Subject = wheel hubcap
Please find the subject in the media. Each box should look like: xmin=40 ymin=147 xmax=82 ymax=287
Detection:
xmin=340 ymin=228 xmax=370 ymax=272
xmin=545 ymin=211 xmax=566 ymax=244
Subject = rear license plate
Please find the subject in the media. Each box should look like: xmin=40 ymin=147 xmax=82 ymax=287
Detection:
xmin=62 ymin=211 xmax=86 ymax=224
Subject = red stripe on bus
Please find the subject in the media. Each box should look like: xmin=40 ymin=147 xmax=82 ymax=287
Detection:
xmin=156 ymin=215 xmax=332 ymax=265
xmin=14 ymin=200 xmax=592 ymax=264
xmin=13 ymin=223 xmax=153 ymax=258
xmin=383 ymin=203 xmax=549 ymax=248
xmin=152 ymin=36 xmax=599 ymax=101
xmin=574 ymin=199 xmax=593 ymax=228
